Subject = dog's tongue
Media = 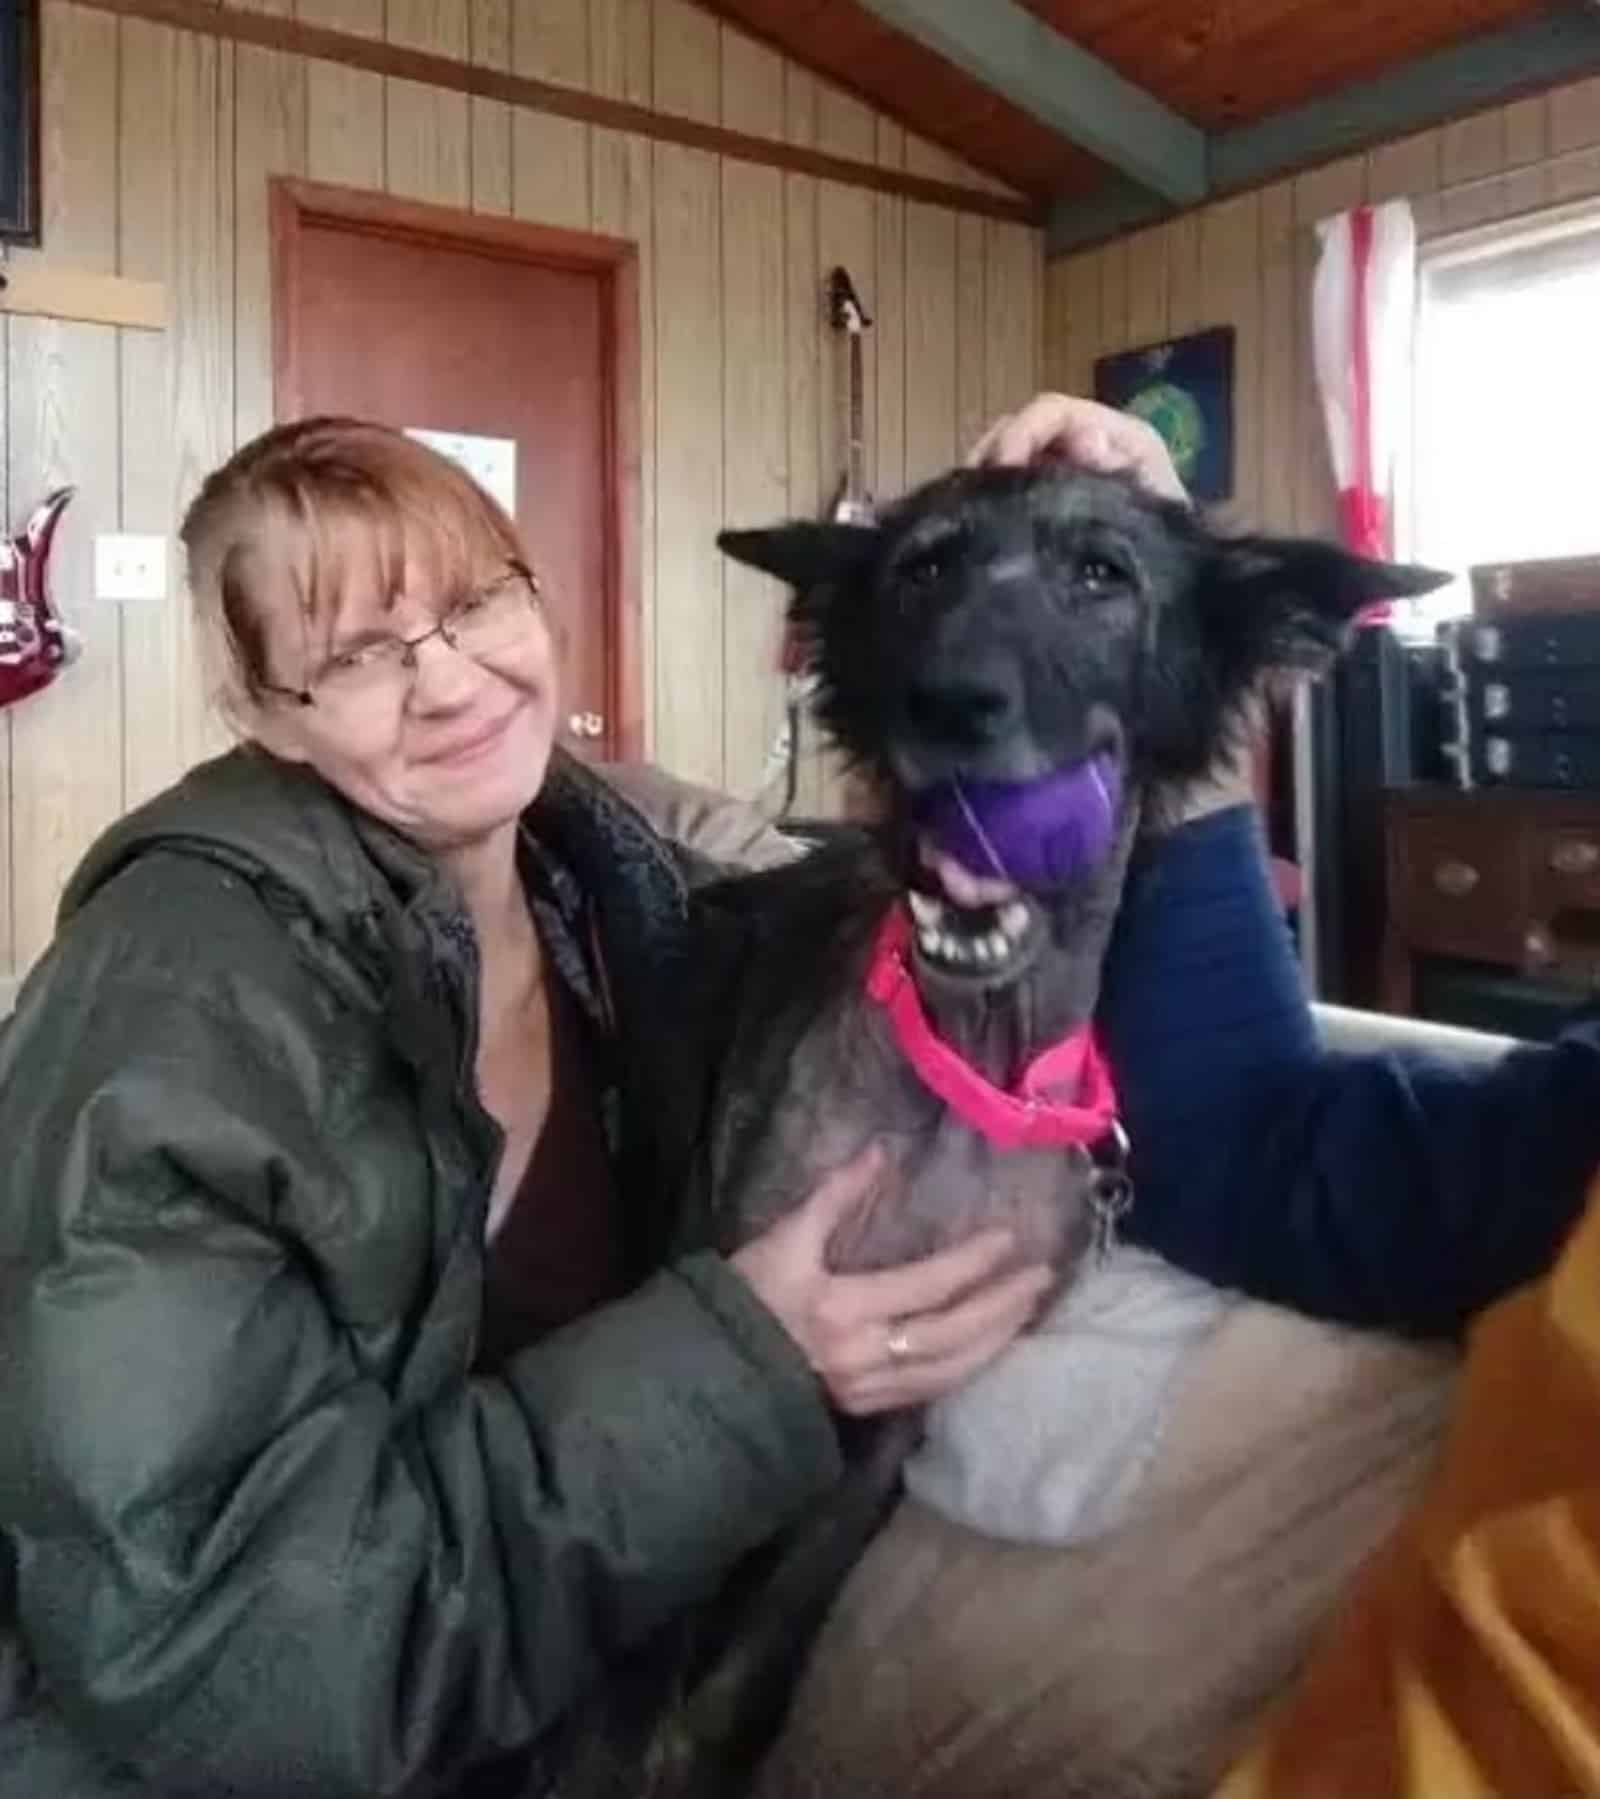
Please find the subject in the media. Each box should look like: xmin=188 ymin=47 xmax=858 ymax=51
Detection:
xmin=911 ymin=754 xmax=1122 ymax=892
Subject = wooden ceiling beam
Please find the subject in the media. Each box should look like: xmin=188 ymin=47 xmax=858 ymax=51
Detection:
xmin=853 ymin=0 xmax=1208 ymax=204
xmin=1050 ymin=3 xmax=1600 ymax=252
xmin=1209 ymin=5 xmax=1600 ymax=194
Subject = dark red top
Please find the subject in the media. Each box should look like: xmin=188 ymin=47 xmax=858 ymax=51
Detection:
xmin=475 ymin=966 xmax=625 ymax=1368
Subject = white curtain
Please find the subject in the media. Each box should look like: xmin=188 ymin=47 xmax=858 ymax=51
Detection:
xmin=1312 ymin=200 xmax=1418 ymax=583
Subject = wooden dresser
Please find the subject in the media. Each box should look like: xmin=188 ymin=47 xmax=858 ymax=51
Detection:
xmin=1383 ymin=787 xmax=1600 ymax=1013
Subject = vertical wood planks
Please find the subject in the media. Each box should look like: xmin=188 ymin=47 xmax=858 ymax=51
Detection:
xmin=719 ymin=29 xmax=786 ymax=800
xmin=1200 ymin=194 xmax=1261 ymax=525
xmin=119 ymin=18 xmax=185 ymax=810
xmin=234 ymin=38 xmax=305 ymax=445
xmin=301 ymin=0 xmax=385 ymax=190
xmin=386 ymin=0 xmax=470 ymax=206
xmin=651 ymin=6 xmax=722 ymax=785
xmin=467 ymin=0 xmax=513 ymax=214
xmin=8 ymin=2 xmax=122 ymax=970
xmin=513 ymin=0 xmax=591 ymax=228
xmin=902 ymin=200 xmax=957 ymax=489
xmin=873 ymin=118 xmax=905 ymax=503
xmin=781 ymin=63 xmax=823 ymax=815
xmin=591 ymin=0 xmax=655 ymax=756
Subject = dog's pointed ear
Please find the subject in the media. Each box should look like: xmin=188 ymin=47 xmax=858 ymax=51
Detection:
xmin=1202 ymin=534 xmax=1453 ymax=670
xmin=717 ymin=521 xmax=879 ymax=592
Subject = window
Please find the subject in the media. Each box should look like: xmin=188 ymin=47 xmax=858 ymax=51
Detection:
xmin=1399 ymin=202 xmax=1600 ymax=638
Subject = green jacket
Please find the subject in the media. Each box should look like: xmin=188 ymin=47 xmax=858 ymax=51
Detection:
xmin=0 ymin=747 xmax=840 ymax=1797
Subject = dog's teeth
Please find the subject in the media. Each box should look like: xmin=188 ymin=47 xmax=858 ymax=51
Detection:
xmin=971 ymin=936 xmax=995 ymax=964
xmin=1000 ymin=902 xmax=1030 ymax=939
xmin=984 ymin=931 xmax=1010 ymax=961
xmin=917 ymin=927 xmax=940 ymax=956
xmin=908 ymin=892 xmax=942 ymax=927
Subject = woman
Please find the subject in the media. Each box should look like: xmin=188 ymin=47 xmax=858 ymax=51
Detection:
xmin=0 ymin=418 xmax=1050 ymax=1798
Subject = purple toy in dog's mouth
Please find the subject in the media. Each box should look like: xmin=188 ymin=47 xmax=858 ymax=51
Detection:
xmin=910 ymin=752 xmax=1124 ymax=895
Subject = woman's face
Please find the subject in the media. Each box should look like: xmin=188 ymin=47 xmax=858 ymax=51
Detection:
xmin=248 ymin=528 xmax=561 ymax=852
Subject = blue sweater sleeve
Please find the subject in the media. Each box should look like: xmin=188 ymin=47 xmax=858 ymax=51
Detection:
xmin=1096 ymin=804 xmax=1600 ymax=1336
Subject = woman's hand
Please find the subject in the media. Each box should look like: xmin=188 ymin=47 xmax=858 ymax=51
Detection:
xmin=730 ymin=1145 xmax=1053 ymax=1416
xmin=967 ymin=392 xmax=1189 ymax=504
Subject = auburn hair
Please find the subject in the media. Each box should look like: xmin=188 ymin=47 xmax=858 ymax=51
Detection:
xmin=181 ymin=416 xmax=528 ymax=711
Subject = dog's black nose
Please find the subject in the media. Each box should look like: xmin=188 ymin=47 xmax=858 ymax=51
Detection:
xmin=905 ymin=673 xmax=1019 ymax=749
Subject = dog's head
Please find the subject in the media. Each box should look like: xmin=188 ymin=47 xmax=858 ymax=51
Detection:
xmin=721 ymin=465 xmax=1447 ymax=990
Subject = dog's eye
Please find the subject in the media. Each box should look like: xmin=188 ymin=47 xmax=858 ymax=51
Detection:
xmin=900 ymin=551 xmax=947 ymax=591
xmin=1075 ymin=554 xmax=1131 ymax=596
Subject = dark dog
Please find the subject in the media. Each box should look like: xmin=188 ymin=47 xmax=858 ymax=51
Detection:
xmin=698 ymin=466 xmax=1445 ymax=1279
xmin=600 ymin=465 xmax=1446 ymax=1798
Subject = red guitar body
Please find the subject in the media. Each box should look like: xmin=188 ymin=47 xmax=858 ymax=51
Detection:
xmin=0 ymin=488 xmax=79 ymax=711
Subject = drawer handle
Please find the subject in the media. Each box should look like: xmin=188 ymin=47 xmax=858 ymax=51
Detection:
xmin=1549 ymin=839 xmax=1600 ymax=877
xmin=1432 ymin=859 xmax=1480 ymax=898
xmin=1525 ymin=924 xmax=1554 ymax=966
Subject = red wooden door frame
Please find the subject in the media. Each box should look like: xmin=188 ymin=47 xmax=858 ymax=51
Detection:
xmin=270 ymin=176 xmax=644 ymax=762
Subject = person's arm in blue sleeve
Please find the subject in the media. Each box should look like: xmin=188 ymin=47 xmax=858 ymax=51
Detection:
xmin=1097 ymin=802 xmax=1599 ymax=1336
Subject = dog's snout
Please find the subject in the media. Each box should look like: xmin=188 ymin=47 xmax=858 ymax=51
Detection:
xmin=905 ymin=672 xmax=1019 ymax=750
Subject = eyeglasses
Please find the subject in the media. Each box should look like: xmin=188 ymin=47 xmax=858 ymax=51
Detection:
xmin=261 ymin=560 xmax=542 ymax=709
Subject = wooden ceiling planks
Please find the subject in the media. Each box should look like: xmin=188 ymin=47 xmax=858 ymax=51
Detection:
xmin=690 ymin=0 xmax=1106 ymax=200
xmin=1016 ymin=0 xmax=1545 ymax=128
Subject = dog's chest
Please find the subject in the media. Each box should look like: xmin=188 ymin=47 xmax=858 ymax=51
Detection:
xmin=711 ymin=982 xmax=1098 ymax=1279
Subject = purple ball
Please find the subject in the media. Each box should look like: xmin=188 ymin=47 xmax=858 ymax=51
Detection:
xmin=910 ymin=753 xmax=1123 ymax=890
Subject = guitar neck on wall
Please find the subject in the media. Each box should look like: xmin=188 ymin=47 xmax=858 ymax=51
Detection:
xmin=827 ymin=265 xmax=874 ymax=526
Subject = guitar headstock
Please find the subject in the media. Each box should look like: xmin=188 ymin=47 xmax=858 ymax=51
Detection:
xmin=827 ymin=265 xmax=873 ymax=335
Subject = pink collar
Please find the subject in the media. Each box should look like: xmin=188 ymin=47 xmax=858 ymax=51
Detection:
xmin=864 ymin=905 xmax=1119 ymax=1152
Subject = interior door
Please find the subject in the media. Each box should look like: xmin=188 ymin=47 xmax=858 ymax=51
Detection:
xmin=272 ymin=180 xmax=639 ymax=762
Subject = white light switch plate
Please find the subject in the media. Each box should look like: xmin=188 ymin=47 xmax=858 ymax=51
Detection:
xmin=95 ymin=533 xmax=167 ymax=602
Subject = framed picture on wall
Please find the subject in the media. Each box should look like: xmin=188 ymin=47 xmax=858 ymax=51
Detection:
xmin=1 ymin=0 xmax=42 ymax=245
xmin=1094 ymin=325 xmax=1235 ymax=503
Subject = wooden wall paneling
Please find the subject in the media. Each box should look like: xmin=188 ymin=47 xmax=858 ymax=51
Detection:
xmin=818 ymin=81 xmax=877 ymax=498
xmin=781 ymin=63 xmax=823 ymax=814
xmin=1366 ymin=127 xmax=1441 ymax=207
xmin=513 ymin=0 xmax=591 ymax=228
xmin=1438 ymin=108 xmax=1509 ymax=233
xmin=387 ymin=0 xmax=470 ymax=206
xmin=719 ymin=27 xmax=787 ymax=801
xmin=7 ymin=2 xmax=123 ymax=972
xmin=873 ymin=119 xmax=905 ymax=503
xmin=902 ymin=200 xmax=957 ymax=489
xmin=300 ymin=0 xmax=386 ymax=190
xmin=1498 ymin=97 xmax=1552 ymax=218
xmin=118 ymin=18 xmax=185 ymax=813
xmin=1164 ymin=211 xmax=1202 ymax=337
xmin=1550 ymin=75 xmax=1600 ymax=203
xmin=813 ymin=84 xmax=877 ymax=811
xmin=1122 ymin=223 xmax=1169 ymax=348
xmin=173 ymin=25 xmax=237 ymax=765
xmin=653 ymin=144 xmax=723 ymax=784
xmin=1550 ymin=74 xmax=1600 ymax=154
xmin=467 ymin=0 xmax=512 ymax=214
xmin=591 ymin=0 xmax=655 ymax=755
xmin=1199 ymin=194 xmax=1262 ymax=526
xmin=1046 ymin=249 xmax=1101 ymax=398
xmin=1256 ymin=179 xmax=1297 ymax=533
xmin=235 ymin=39 xmax=306 ymax=446
xmin=653 ymin=0 xmax=720 ymax=121
xmin=954 ymin=212 xmax=986 ymax=453
xmin=983 ymin=222 xmax=1039 ymax=422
